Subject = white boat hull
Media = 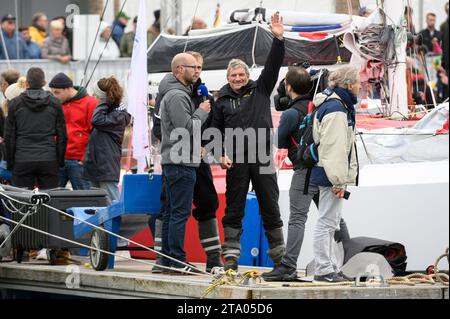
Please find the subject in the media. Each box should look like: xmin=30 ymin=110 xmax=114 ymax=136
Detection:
xmin=278 ymin=161 xmax=449 ymax=271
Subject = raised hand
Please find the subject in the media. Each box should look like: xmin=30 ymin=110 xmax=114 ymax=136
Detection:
xmin=270 ymin=12 xmax=284 ymax=40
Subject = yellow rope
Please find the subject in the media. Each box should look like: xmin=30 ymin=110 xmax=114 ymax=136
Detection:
xmin=203 ymin=248 xmax=449 ymax=296
xmin=202 ymin=269 xmax=242 ymax=299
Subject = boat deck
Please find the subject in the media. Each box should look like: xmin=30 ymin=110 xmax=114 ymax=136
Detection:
xmin=0 ymin=257 xmax=448 ymax=299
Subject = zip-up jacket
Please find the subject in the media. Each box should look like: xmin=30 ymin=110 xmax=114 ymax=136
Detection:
xmin=82 ymin=102 xmax=131 ymax=182
xmin=62 ymin=87 xmax=98 ymax=160
xmin=311 ymin=87 xmax=358 ymax=188
xmin=5 ymin=89 xmax=67 ymax=170
xmin=160 ymin=74 xmax=209 ymax=167
xmin=212 ymin=37 xmax=285 ymax=160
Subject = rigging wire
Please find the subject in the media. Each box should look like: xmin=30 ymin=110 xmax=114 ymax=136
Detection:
xmin=84 ymin=0 xmax=128 ymax=89
xmin=80 ymin=0 xmax=110 ymax=87
xmin=0 ymin=190 xmax=211 ymax=277
xmin=183 ymin=0 xmax=201 ymax=52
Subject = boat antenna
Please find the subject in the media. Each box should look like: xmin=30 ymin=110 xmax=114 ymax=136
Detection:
xmin=183 ymin=0 xmax=201 ymax=52
xmin=80 ymin=0 xmax=110 ymax=87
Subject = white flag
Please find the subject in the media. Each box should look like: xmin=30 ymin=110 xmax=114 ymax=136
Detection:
xmin=127 ymin=0 xmax=150 ymax=174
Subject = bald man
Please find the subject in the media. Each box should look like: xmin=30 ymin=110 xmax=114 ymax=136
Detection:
xmin=157 ymin=53 xmax=211 ymax=273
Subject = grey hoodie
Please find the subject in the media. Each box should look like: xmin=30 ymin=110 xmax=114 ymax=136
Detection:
xmin=160 ymin=74 xmax=209 ymax=167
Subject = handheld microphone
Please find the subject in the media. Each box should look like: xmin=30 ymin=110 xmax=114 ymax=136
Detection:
xmin=198 ymin=84 xmax=209 ymax=102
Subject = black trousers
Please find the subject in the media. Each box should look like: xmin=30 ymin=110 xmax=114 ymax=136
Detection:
xmin=192 ymin=162 xmax=219 ymax=222
xmin=12 ymin=161 xmax=59 ymax=190
xmin=222 ymin=162 xmax=283 ymax=231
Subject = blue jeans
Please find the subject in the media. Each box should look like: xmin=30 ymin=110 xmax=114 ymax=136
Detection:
xmin=90 ymin=181 xmax=120 ymax=202
xmin=161 ymin=165 xmax=197 ymax=268
xmin=59 ymin=160 xmax=91 ymax=190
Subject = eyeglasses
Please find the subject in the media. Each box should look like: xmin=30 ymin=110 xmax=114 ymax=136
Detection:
xmin=179 ymin=65 xmax=202 ymax=71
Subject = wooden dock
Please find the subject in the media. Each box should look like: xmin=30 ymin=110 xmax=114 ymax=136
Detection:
xmin=0 ymin=258 xmax=448 ymax=299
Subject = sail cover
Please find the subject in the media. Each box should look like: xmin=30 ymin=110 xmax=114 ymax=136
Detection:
xmin=147 ymin=24 xmax=351 ymax=73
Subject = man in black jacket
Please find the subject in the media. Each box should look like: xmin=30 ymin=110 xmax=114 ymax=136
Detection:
xmin=211 ymin=13 xmax=286 ymax=271
xmin=419 ymin=13 xmax=442 ymax=53
xmin=5 ymin=67 xmax=67 ymax=189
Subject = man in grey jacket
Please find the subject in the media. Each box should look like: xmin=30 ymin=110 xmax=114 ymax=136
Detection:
xmin=159 ymin=53 xmax=211 ymax=272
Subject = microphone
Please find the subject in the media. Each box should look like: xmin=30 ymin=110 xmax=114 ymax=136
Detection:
xmin=197 ymin=84 xmax=209 ymax=102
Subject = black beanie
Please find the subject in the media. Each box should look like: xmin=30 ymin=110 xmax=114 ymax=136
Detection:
xmin=49 ymin=73 xmax=73 ymax=89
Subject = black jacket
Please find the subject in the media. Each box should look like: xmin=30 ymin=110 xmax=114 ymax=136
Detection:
xmin=276 ymin=96 xmax=311 ymax=171
xmin=212 ymin=37 xmax=285 ymax=160
xmin=5 ymin=89 xmax=67 ymax=170
xmin=418 ymin=28 xmax=442 ymax=53
xmin=82 ymin=102 xmax=131 ymax=182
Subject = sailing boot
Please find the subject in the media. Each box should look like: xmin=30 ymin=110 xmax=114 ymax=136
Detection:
xmin=151 ymin=218 xmax=169 ymax=273
xmin=222 ymin=227 xmax=242 ymax=271
xmin=265 ymin=227 xmax=286 ymax=268
xmin=198 ymin=218 xmax=223 ymax=273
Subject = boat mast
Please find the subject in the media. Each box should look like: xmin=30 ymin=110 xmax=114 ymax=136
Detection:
xmin=384 ymin=0 xmax=409 ymax=119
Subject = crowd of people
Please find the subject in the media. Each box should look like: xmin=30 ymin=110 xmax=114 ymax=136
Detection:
xmin=0 ymin=67 xmax=129 ymax=203
xmin=0 ymin=9 xmax=210 ymax=62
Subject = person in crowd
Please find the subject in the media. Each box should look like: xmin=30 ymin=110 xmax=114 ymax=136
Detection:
xmin=111 ymin=12 xmax=130 ymax=47
xmin=120 ymin=15 xmax=160 ymax=58
xmin=158 ymin=53 xmax=211 ymax=273
xmin=211 ymin=13 xmax=286 ymax=271
xmin=29 ymin=13 xmax=48 ymax=47
xmin=4 ymin=67 xmax=67 ymax=189
xmin=0 ymin=15 xmax=29 ymax=60
xmin=310 ymin=66 xmax=360 ymax=283
xmin=184 ymin=17 xmax=208 ymax=35
xmin=1 ymin=77 xmax=26 ymax=167
xmin=148 ymin=10 xmax=161 ymax=47
xmin=82 ymin=77 xmax=130 ymax=201
xmin=19 ymin=27 xmax=41 ymax=59
xmin=41 ymin=20 xmax=71 ymax=64
xmin=4 ymin=77 xmax=26 ymax=111
xmin=419 ymin=13 xmax=442 ymax=53
xmin=120 ymin=16 xmax=138 ymax=57
xmin=151 ymin=52 xmax=222 ymax=273
xmin=49 ymin=73 xmax=97 ymax=190
xmin=93 ymin=22 xmax=120 ymax=60
xmin=53 ymin=16 xmax=73 ymax=54
xmin=1 ymin=69 xmax=20 ymax=99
